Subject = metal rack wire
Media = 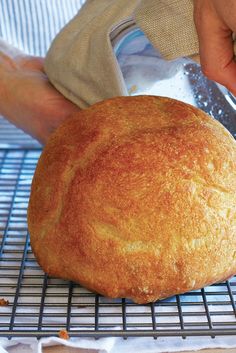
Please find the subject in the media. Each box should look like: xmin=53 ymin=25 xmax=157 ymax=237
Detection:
xmin=0 ymin=121 xmax=236 ymax=340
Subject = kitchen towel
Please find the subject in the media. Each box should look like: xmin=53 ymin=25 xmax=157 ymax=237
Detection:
xmin=44 ymin=0 xmax=236 ymax=109
xmin=2 ymin=335 xmax=236 ymax=353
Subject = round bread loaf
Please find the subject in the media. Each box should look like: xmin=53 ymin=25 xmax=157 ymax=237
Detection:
xmin=28 ymin=95 xmax=236 ymax=303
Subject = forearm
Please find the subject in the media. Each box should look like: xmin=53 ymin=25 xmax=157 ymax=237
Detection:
xmin=0 ymin=38 xmax=79 ymax=143
xmin=0 ymin=39 xmax=45 ymax=125
xmin=0 ymin=39 xmax=27 ymax=116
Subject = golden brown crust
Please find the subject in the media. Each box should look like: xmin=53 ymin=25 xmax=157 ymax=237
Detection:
xmin=28 ymin=95 xmax=236 ymax=304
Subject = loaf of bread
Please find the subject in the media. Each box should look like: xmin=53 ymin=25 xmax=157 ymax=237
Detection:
xmin=28 ymin=95 xmax=236 ymax=303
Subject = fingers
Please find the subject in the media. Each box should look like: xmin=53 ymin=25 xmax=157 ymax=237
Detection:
xmin=193 ymin=0 xmax=236 ymax=95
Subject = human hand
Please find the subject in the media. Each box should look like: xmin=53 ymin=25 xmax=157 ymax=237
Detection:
xmin=193 ymin=0 xmax=236 ymax=95
xmin=0 ymin=45 xmax=80 ymax=144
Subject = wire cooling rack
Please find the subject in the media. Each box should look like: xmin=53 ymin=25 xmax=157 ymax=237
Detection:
xmin=0 ymin=121 xmax=236 ymax=340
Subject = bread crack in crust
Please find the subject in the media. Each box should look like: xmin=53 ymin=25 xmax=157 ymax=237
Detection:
xmin=28 ymin=95 xmax=236 ymax=304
